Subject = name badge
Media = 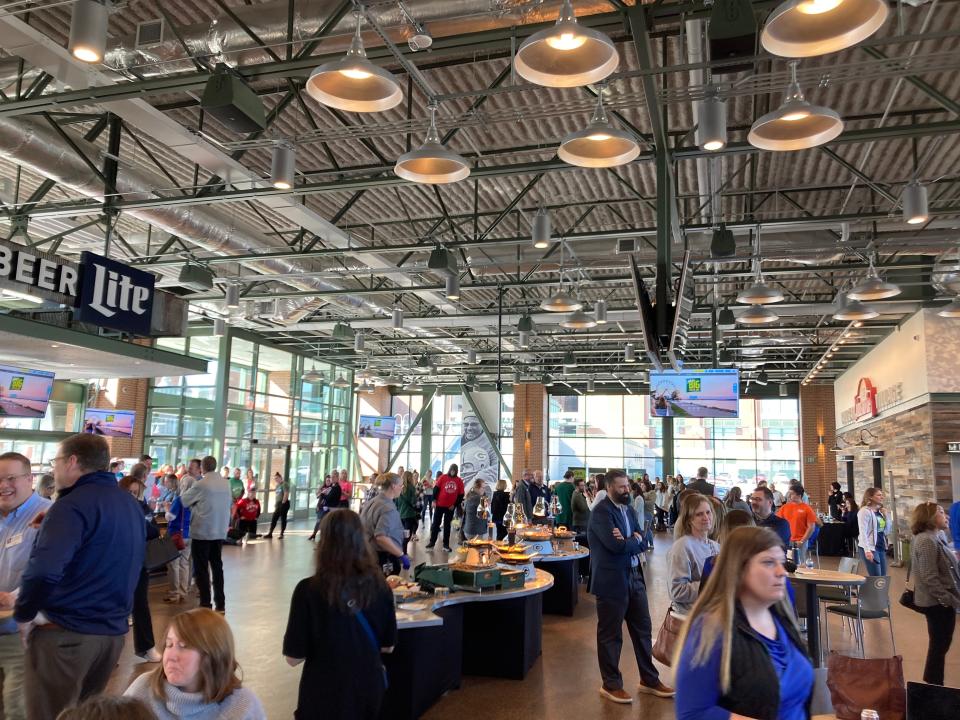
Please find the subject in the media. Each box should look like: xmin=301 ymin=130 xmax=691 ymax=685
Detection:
xmin=4 ymin=532 xmax=23 ymax=548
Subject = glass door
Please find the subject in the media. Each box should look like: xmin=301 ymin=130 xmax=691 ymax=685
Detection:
xmin=251 ymin=444 xmax=289 ymax=513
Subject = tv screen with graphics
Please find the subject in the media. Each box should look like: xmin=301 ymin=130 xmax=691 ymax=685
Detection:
xmin=0 ymin=364 xmax=55 ymax=418
xmin=83 ymin=408 xmax=136 ymax=438
xmin=358 ymin=414 xmax=396 ymax=439
xmin=649 ymin=369 xmax=740 ymax=418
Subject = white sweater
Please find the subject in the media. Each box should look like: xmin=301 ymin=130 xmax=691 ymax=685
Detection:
xmin=125 ymin=672 xmax=266 ymax=720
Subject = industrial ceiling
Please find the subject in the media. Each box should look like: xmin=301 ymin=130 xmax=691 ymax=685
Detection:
xmin=1 ymin=0 xmax=959 ymax=393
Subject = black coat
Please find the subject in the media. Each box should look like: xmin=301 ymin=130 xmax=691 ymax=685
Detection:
xmin=491 ymin=490 xmax=510 ymax=526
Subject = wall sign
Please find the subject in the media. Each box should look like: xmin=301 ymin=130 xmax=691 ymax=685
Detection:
xmin=0 ymin=240 xmax=156 ymax=336
xmin=839 ymin=377 xmax=904 ymax=425
xmin=75 ymin=252 xmax=155 ymax=335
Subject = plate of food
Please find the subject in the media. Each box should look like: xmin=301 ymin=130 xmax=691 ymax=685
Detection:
xmin=463 ymin=537 xmax=495 ymax=548
xmin=497 ymin=552 xmax=538 ymax=563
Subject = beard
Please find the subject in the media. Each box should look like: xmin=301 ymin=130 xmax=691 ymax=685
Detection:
xmin=613 ymin=490 xmax=631 ymax=505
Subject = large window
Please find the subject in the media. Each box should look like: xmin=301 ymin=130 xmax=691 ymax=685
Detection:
xmin=548 ymin=395 xmax=800 ymax=489
xmin=388 ymin=393 xmax=424 ymax=473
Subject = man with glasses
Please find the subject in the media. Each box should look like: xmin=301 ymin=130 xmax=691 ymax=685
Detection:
xmin=14 ymin=434 xmax=144 ymax=719
xmin=0 ymin=452 xmax=51 ymax=720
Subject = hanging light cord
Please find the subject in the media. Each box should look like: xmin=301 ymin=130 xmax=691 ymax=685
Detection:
xmin=355 ymin=1 xmax=437 ymax=103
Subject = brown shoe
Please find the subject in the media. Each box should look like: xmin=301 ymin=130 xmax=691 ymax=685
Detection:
xmin=637 ymin=681 xmax=675 ymax=698
xmin=599 ymin=686 xmax=633 ymax=704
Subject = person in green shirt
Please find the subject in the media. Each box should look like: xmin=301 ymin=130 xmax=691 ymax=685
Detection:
xmin=552 ymin=470 xmax=576 ymax=528
xmin=396 ymin=470 xmax=420 ymax=554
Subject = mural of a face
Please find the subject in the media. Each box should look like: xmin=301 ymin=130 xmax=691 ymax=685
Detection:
xmin=462 ymin=415 xmax=482 ymax=443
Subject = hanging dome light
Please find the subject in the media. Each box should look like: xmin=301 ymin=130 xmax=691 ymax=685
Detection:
xmin=562 ymin=351 xmax=577 ymax=368
xmin=558 ymin=94 xmax=640 ymax=168
xmin=561 ymin=309 xmax=597 ymax=329
xmin=718 ymin=306 xmax=736 ymax=327
xmin=331 ymin=373 xmax=351 ymax=389
xmin=761 ymin=0 xmax=889 ymax=58
xmin=541 ymin=290 xmax=582 ymax=312
xmin=737 ymin=305 xmax=779 ymax=325
xmin=748 ymin=62 xmax=843 ymax=151
xmin=394 ymin=104 xmax=471 ymax=184
xmin=737 ymin=280 xmax=784 ymax=305
xmin=697 ymin=94 xmax=727 ymax=152
xmin=513 ymin=0 xmax=619 ymax=88
xmin=937 ymin=298 xmax=960 ymax=318
xmin=532 ymin=207 xmax=552 ymax=249
xmin=847 ymin=274 xmax=900 ymax=301
xmin=902 ymin=180 xmax=929 ymax=225
xmin=303 ymin=367 xmax=325 ymax=383
xmin=305 ymin=12 xmax=403 ymax=112
xmin=832 ymin=296 xmax=879 ymax=321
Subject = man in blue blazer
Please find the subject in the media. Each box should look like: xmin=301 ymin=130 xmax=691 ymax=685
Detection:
xmin=588 ymin=470 xmax=674 ymax=704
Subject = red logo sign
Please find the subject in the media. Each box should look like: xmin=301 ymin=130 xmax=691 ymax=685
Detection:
xmin=854 ymin=378 xmax=878 ymax=420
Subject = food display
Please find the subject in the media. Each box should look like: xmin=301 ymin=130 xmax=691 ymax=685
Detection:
xmin=496 ymin=551 xmax=538 ymax=564
xmin=463 ymin=537 xmax=495 ymax=548
xmin=552 ymin=526 xmax=577 ymax=539
xmin=518 ymin=527 xmax=552 ymax=541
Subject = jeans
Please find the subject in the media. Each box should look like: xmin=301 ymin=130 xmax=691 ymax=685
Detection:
xmin=268 ymin=500 xmax=290 ymax=536
xmin=429 ymin=506 xmax=455 ymax=547
xmin=859 ymin=546 xmax=887 ymax=576
xmin=192 ymin=539 xmax=225 ymax=610
xmin=596 ymin=567 xmax=660 ymax=691
xmin=0 ymin=632 xmax=25 ymax=720
xmin=921 ymin=603 xmax=956 ymax=685
xmin=132 ymin=567 xmax=156 ymax=654
xmin=168 ymin=539 xmax=192 ymax=598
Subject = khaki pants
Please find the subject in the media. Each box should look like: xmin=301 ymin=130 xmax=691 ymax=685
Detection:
xmin=0 ymin=633 xmax=25 ymax=720
xmin=24 ymin=627 xmax=123 ymax=720
xmin=168 ymin=539 xmax=192 ymax=597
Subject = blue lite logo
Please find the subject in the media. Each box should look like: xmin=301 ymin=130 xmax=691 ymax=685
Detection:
xmin=76 ymin=252 xmax=155 ymax=335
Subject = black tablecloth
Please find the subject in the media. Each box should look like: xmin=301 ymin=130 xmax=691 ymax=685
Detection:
xmin=816 ymin=522 xmax=848 ymax=556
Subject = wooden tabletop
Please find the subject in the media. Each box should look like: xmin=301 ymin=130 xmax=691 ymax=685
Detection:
xmin=788 ymin=567 xmax=865 ymax=585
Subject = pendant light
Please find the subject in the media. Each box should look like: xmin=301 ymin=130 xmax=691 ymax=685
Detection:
xmin=354 ymin=331 xmax=364 ymax=353
xmin=331 ymin=373 xmax=351 ymax=389
xmin=445 ymin=274 xmax=460 ymax=300
xmin=595 ymin=298 xmax=608 ymax=324
xmin=519 ymin=330 xmax=531 ymax=347
xmin=561 ymin=309 xmax=597 ymax=329
xmin=395 ymin=104 xmax=470 ymax=184
xmin=737 ymin=305 xmax=779 ymax=325
xmin=847 ymin=259 xmax=900 ymax=301
xmin=224 ymin=285 xmax=240 ymax=309
xmin=748 ymin=62 xmax=843 ymax=151
xmin=902 ymin=180 xmax=929 ymax=225
xmin=558 ymin=93 xmax=640 ymax=168
xmin=587 ymin=377 xmax=596 ymax=393
xmin=270 ymin=143 xmax=295 ymax=190
xmin=541 ymin=291 xmax=582 ymax=312
xmin=213 ymin=318 xmax=226 ymax=337
xmin=532 ymin=206 xmax=552 ymax=249
xmin=392 ymin=305 xmax=404 ymax=329
xmin=518 ymin=314 xmax=534 ymax=347
xmin=832 ymin=294 xmax=879 ymax=321
xmin=761 ymin=0 xmax=889 ymax=58
xmin=624 ymin=343 xmax=636 ymax=362
xmin=697 ymin=93 xmax=727 ymax=152
xmin=69 ymin=0 xmax=109 ymax=64
xmin=466 ymin=348 xmax=477 ymax=365
xmin=718 ymin=306 xmax=736 ymax=327
xmin=305 ymin=12 xmax=403 ymax=112
xmin=303 ymin=367 xmax=325 ymax=383
xmin=737 ymin=228 xmax=784 ymax=304
xmin=562 ymin=351 xmax=577 ymax=368
xmin=513 ymin=0 xmax=619 ymax=88
xmin=938 ymin=298 xmax=960 ymax=318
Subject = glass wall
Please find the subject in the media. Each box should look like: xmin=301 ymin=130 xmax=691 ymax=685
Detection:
xmin=145 ymin=331 xmax=353 ymax=516
xmin=548 ymin=395 xmax=799 ymax=491
xmin=388 ymin=393 xmax=424 ymax=473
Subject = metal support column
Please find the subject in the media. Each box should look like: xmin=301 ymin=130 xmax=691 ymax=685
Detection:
xmin=460 ymin=385 xmax=513 ymax=482
xmin=419 ymin=395 xmax=433 ymax=477
xmin=662 ymin=418 xmax=674 ymax=477
xmin=388 ymin=389 xmax=437 ymax=470
xmin=102 ymin=113 xmax=122 ymax=257
xmin=211 ymin=328 xmax=233 ymax=463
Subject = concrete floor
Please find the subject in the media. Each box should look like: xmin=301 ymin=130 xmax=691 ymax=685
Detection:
xmin=106 ymin=520 xmax=959 ymax=718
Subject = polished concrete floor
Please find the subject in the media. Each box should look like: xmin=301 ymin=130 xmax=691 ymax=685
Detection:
xmin=107 ymin=520 xmax=959 ymax=718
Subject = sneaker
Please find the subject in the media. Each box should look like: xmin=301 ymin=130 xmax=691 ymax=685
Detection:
xmin=162 ymin=594 xmax=183 ymax=604
xmin=136 ymin=648 xmax=162 ymax=663
xmin=637 ymin=681 xmax=675 ymax=698
xmin=263 ymin=534 xmax=273 ymax=539
xmin=442 ymin=546 xmax=453 ymax=553
xmin=425 ymin=543 xmax=435 ymax=549
xmin=307 ymin=535 xmax=315 ymax=541
xmin=279 ymin=534 xmax=284 ymax=539
xmin=599 ymin=687 xmax=633 ymax=704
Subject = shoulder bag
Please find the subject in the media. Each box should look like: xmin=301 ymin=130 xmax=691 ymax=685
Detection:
xmin=898 ymin=560 xmax=922 ymax=613
xmin=145 ymin=535 xmax=182 ymax=571
xmin=652 ymin=607 xmax=686 ymax=667
xmin=826 ymin=651 xmax=906 ymax=720
xmin=355 ymin=609 xmax=389 ymax=689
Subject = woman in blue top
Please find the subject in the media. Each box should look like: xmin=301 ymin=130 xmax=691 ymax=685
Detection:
xmin=675 ymin=526 xmax=814 ymax=720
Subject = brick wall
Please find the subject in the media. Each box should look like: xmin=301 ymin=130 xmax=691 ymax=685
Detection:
xmin=799 ymin=384 xmax=837 ymax=510
xmin=512 ymin=383 xmax=547 ymax=486
xmin=91 ymin=377 xmax=150 ymax=459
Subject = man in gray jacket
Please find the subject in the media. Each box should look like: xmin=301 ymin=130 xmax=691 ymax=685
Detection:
xmin=180 ymin=456 xmax=231 ymax=613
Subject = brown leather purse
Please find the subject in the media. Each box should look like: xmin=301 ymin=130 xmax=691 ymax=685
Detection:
xmin=826 ymin=652 xmax=906 ymax=720
xmin=652 ymin=609 xmax=685 ymax=666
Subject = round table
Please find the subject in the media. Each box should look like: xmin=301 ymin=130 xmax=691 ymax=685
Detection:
xmin=788 ymin=567 xmax=864 ymax=667
xmin=533 ymin=549 xmax=590 ymax=616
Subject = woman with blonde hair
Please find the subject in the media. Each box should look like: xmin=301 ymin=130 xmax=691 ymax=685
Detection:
xmin=124 ymin=608 xmax=266 ymax=719
xmin=667 ymin=493 xmax=721 ymax=614
xmin=675 ymin=527 xmax=813 ymax=720
xmin=857 ymin=487 xmax=889 ymax=576
xmin=396 ymin=470 xmax=420 ymax=553
xmin=909 ymin=501 xmax=960 ymax=685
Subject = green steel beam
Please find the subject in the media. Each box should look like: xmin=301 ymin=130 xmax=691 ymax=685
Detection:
xmin=419 ymin=394 xmax=432 ymax=478
xmin=211 ymin=329 xmax=233 ymax=462
xmin=860 ymin=45 xmax=960 ymax=116
xmin=459 ymin=385 xmax=512 ymax=482
xmin=388 ymin=389 xmax=437 ymax=470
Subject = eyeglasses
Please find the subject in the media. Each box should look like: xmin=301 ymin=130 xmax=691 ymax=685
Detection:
xmin=0 ymin=473 xmax=31 ymax=485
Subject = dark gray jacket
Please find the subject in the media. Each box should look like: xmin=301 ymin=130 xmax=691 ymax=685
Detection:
xmin=911 ymin=530 xmax=960 ymax=609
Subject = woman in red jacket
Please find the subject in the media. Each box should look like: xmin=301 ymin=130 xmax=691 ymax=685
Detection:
xmin=425 ymin=464 xmax=464 ymax=553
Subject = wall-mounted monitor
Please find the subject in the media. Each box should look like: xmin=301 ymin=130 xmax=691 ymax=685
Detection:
xmin=358 ymin=414 xmax=396 ymax=439
xmin=649 ymin=369 xmax=740 ymax=418
xmin=0 ymin=364 xmax=55 ymax=418
xmin=83 ymin=408 xmax=136 ymax=438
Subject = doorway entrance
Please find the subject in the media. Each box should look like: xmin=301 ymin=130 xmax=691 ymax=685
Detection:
xmin=251 ymin=444 xmax=290 ymax=514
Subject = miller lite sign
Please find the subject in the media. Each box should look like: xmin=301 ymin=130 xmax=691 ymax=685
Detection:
xmin=853 ymin=377 xmax=878 ymax=421
xmin=75 ymin=252 xmax=155 ymax=335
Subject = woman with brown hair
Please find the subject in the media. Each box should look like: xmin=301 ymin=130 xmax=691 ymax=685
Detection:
xmin=909 ymin=502 xmax=960 ymax=685
xmin=675 ymin=527 xmax=813 ymax=720
xmin=124 ymin=608 xmax=265 ymax=719
xmin=283 ymin=509 xmax=397 ymax=720
xmin=667 ymin=493 xmax=720 ymax=614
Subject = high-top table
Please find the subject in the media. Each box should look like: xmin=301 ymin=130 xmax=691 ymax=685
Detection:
xmin=381 ymin=569 xmax=554 ymax=720
xmin=533 ymin=548 xmax=590 ymax=616
xmin=788 ymin=567 xmax=864 ymax=667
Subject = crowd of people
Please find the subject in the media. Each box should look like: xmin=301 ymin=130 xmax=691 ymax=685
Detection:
xmin=1 ymin=439 xmax=959 ymax=719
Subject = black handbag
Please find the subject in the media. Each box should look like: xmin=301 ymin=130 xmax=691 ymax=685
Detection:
xmin=144 ymin=535 xmax=181 ymax=571
xmin=898 ymin=564 xmax=923 ymax=613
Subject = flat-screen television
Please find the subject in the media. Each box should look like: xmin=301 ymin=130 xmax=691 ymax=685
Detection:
xmin=83 ymin=408 xmax=136 ymax=437
xmin=358 ymin=415 xmax=396 ymax=439
xmin=649 ymin=369 xmax=740 ymax=418
xmin=0 ymin=364 xmax=55 ymax=418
